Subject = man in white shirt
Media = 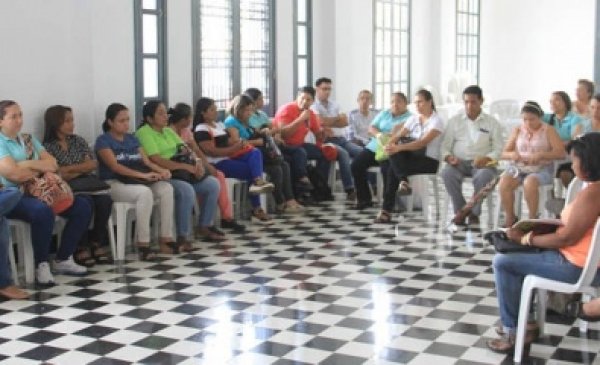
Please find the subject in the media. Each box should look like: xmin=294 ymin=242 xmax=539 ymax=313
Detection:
xmin=441 ymin=85 xmax=503 ymax=225
xmin=347 ymin=90 xmax=379 ymax=147
xmin=311 ymin=77 xmax=360 ymax=201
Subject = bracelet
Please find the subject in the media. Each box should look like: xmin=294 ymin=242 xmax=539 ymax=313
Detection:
xmin=521 ymin=232 xmax=532 ymax=246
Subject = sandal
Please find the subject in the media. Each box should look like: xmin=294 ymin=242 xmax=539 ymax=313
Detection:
xmin=159 ymin=241 xmax=182 ymax=255
xmin=177 ymin=237 xmax=195 ymax=253
xmin=374 ymin=210 xmax=393 ymax=224
xmin=397 ymin=180 xmax=412 ymax=196
xmin=196 ymin=227 xmax=227 ymax=242
xmin=137 ymin=244 xmax=158 ymax=261
xmin=564 ymin=300 xmax=600 ymax=322
xmin=486 ymin=331 xmax=535 ymax=355
xmin=91 ymin=244 xmax=113 ymax=265
xmin=74 ymin=248 xmax=96 ymax=268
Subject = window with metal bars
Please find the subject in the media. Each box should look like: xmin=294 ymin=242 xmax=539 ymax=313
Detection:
xmin=373 ymin=0 xmax=410 ymax=110
xmin=134 ymin=0 xmax=167 ymax=123
xmin=456 ymin=0 xmax=480 ymax=83
xmin=293 ymin=0 xmax=312 ymax=94
xmin=193 ymin=0 xmax=275 ymax=114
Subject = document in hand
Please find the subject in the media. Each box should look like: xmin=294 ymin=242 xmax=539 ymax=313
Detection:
xmin=511 ymin=218 xmax=563 ymax=235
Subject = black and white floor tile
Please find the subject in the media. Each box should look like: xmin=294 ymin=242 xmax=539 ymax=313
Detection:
xmin=0 ymin=188 xmax=598 ymax=364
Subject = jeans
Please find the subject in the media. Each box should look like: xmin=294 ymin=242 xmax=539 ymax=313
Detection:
xmin=215 ymin=148 xmax=266 ymax=209
xmin=78 ymin=194 xmax=113 ymax=247
xmin=382 ymin=151 xmax=439 ymax=212
xmin=281 ymin=143 xmax=331 ymax=186
xmin=265 ymin=160 xmax=295 ymax=205
xmin=327 ymin=136 xmax=363 ymax=158
xmin=171 ymin=176 xmax=220 ymax=237
xmin=493 ymin=250 xmax=600 ymax=333
xmin=441 ymin=160 xmax=497 ymax=216
xmin=0 ymin=188 xmax=23 ymax=287
xmin=8 ymin=195 xmax=92 ymax=265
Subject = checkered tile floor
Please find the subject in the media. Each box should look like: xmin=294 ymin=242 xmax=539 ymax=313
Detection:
xmin=0 ymin=189 xmax=598 ymax=364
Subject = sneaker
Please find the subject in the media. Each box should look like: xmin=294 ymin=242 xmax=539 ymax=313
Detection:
xmin=53 ymin=256 xmax=87 ymax=276
xmin=249 ymin=179 xmax=275 ymax=195
xmin=36 ymin=262 xmax=55 ymax=286
xmin=220 ymin=219 xmax=246 ymax=232
xmin=252 ymin=208 xmax=273 ymax=224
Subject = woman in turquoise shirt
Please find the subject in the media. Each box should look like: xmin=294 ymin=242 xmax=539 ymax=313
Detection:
xmin=225 ymin=94 xmax=304 ymax=214
xmin=350 ymin=92 xmax=412 ymax=210
xmin=543 ymin=91 xmax=582 ymax=187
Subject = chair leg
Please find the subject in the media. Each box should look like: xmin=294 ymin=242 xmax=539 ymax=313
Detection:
xmin=115 ymin=207 xmax=127 ymax=261
xmin=514 ymin=280 xmax=536 ymax=363
xmin=107 ymin=216 xmax=117 ymax=260
xmin=7 ymin=233 xmax=18 ymax=286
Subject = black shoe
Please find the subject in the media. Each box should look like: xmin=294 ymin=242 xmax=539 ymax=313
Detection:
xmin=564 ymin=300 xmax=600 ymax=322
xmin=352 ymin=201 xmax=373 ymax=210
xmin=221 ymin=219 xmax=246 ymax=232
xmin=209 ymin=226 xmax=226 ymax=236
xmin=297 ymin=179 xmax=314 ymax=191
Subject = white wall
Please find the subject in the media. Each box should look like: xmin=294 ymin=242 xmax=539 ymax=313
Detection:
xmin=479 ymin=0 xmax=595 ymax=107
xmin=275 ymin=0 xmax=294 ymax=108
xmin=167 ymin=0 xmax=194 ymax=107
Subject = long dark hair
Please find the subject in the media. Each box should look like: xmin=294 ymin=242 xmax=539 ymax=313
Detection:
xmin=168 ymin=103 xmax=192 ymax=125
xmin=415 ymin=89 xmax=436 ymax=112
xmin=102 ymin=103 xmax=128 ymax=133
xmin=548 ymin=91 xmax=572 ymax=126
xmin=43 ymin=105 xmax=72 ymax=143
xmin=193 ymin=97 xmax=216 ymax=130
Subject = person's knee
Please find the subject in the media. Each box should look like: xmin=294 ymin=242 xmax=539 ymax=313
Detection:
xmin=205 ymin=176 xmax=221 ymax=194
xmin=441 ymin=165 xmax=459 ymax=183
xmin=523 ymin=175 xmax=540 ymax=191
xmin=499 ymin=176 xmax=517 ymax=192
xmin=336 ymin=146 xmax=350 ymax=162
xmin=29 ymin=200 xmax=55 ymax=224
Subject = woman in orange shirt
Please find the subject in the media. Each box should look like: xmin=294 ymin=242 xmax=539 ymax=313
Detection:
xmin=487 ymin=132 xmax=600 ymax=353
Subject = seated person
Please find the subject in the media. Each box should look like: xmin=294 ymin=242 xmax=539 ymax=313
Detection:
xmin=441 ymin=85 xmax=503 ymax=225
xmin=136 ymin=100 xmax=223 ymax=245
xmin=168 ymin=103 xmax=245 ymax=232
xmin=574 ymin=94 xmax=600 ymax=135
xmin=374 ymin=89 xmax=444 ymax=223
xmin=244 ymin=88 xmax=272 ymax=130
xmin=543 ymin=91 xmax=582 ymax=188
xmin=193 ymin=97 xmax=274 ymax=223
xmin=43 ymin=105 xmax=113 ymax=266
xmin=0 ymin=100 xmax=92 ymax=284
xmin=226 ymin=93 xmax=304 ymax=214
xmin=498 ymin=101 xmax=565 ymax=227
xmin=350 ymin=92 xmax=411 ymax=210
xmin=572 ymin=79 xmax=594 ymax=119
xmin=487 ymin=132 xmax=600 ymax=353
xmin=272 ymin=86 xmax=331 ymax=197
xmin=311 ymin=77 xmax=358 ymax=201
xmin=347 ymin=90 xmax=379 ymax=147
xmin=95 ymin=103 xmax=175 ymax=261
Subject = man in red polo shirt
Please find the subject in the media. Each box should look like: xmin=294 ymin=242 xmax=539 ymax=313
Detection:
xmin=273 ymin=86 xmax=331 ymax=196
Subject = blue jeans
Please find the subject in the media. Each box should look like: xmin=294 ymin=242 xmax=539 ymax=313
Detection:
xmin=281 ymin=143 xmax=331 ymax=185
xmin=327 ymin=136 xmax=363 ymax=158
xmin=0 ymin=188 xmax=23 ymax=287
xmin=215 ymin=148 xmax=264 ymax=209
xmin=171 ymin=176 xmax=220 ymax=236
xmin=493 ymin=250 xmax=600 ymax=333
xmin=7 ymin=195 xmax=92 ymax=265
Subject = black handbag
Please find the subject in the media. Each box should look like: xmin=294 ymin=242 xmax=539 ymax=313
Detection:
xmin=399 ymin=136 xmax=427 ymax=156
xmin=483 ymin=230 xmax=544 ymax=254
xmin=68 ymin=174 xmax=110 ymax=194
xmin=170 ymin=144 xmax=209 ymax=183
xmin=115 ymin=163 xmax=154 ymax=185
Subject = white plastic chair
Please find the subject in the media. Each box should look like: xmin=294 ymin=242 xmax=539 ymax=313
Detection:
xmin=8 ymin=217 xmax=67 ymax=284
xmin=107 ymin=201 xmax=160 ymax=260
xmin=367 ymin=166 xmax=384 ymax=203
xmin=406 ymin=173 xmax=440 ymax=219
xmin=489 ymin=99 xmax=521 ymax=124
xmin=225 ymin=178 xmax=246 ymax=220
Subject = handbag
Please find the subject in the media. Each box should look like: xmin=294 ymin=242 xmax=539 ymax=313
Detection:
xmin=374 ymin=133 xmax=391 ymax=162
xmin=170 ymin=144 xmax=209 ymax=183
xmin=21 ymin=134 xmax=74 ymax=214
xmin=483 ymin=230 xmax=544 ymax=254
xmin=115 ymin=163 xmax=154 ymax=185
xmin=259 ymin=135 xmax=284 ymax=165
xmin=399 ymin=136 xmax=427 ymax=157
xmin=68 ymin=174 xmax=110 ymax=194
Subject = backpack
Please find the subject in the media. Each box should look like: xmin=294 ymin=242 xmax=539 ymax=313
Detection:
xmin=306 ymin=165 xmax=333 ymax=202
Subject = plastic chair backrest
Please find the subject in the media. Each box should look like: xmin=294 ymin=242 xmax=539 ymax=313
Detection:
xmin=565 ymin=177 xmax=583 ymax=205
xmin=575 ymin=217 xmax=600 ymax=287
xmin=489 ymin=99 xmax=521 ymax=123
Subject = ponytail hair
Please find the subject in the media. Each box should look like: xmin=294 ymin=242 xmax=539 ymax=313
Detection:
xmin=102 ymin=103 xmax=128 ymax=133
xmin=168 ymin=103 xmax=192 ymax=125
xmin=415 ymin=89 xmax=436 ymax=112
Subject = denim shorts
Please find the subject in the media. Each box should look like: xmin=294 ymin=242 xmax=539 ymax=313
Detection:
xmin=517 ymin=164 xmax=554 ymax=185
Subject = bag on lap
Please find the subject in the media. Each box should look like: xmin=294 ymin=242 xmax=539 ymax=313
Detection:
xmin=21 ymin=133 xmax=74 ymax=214
xmin=68 ymin=174 xmax=110 ymax=194
xmin=170 ymin=143 xmax=209 ymax=183
xmin=483 ymin=230 xmax=544 ymax=253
